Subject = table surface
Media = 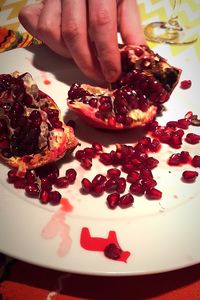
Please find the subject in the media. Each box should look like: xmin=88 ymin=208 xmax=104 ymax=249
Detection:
xmin=0 ymin=0 xmax=200 ymax=299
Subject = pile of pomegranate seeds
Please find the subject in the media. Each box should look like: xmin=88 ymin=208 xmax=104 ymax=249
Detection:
xmin=6 ymin=110 xmax=200 ymax=209
xmin=7 ymin=164 xmax=77 ymax=205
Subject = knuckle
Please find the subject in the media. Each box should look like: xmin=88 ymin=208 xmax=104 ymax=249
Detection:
xmin=90 ymin=9 xmax=111 ymax=29
xmin=62 ymin=22 xmax=81 ymax=43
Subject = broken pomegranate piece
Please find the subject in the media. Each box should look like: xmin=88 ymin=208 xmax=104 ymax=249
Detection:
xmin=0 ymin=72 xmax=78 ymax=170
xmin=67 ymin=45 xmax=181 ymax=130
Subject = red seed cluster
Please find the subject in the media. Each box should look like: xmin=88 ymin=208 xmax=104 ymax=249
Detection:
xmin=7 ymin=164 xmax=77 ymax=205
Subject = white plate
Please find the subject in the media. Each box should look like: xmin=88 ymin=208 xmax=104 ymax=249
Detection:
xmin=0 ymin=44 xmax=200 ymax=276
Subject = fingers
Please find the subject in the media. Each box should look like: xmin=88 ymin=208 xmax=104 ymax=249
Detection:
xmin=88 ymin=0 xmax=121 ymax=82
xmin=18 ymin=3 xmax=43 ymax=37
xmin=19 ymin=1 xmax=71 ymax=58
xmin=35 ymin=0 xmax=71 ymax=58
xmin=61 ymin=0 xmax=104 ymax=82
xmin=118 ymin=0 xmax=147 ymax=45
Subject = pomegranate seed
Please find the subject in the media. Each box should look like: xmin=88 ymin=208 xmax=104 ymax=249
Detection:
xmin=65 ymin=168 xmax=77 ymax=183
xmin=84 ymin=147 xmax=95 ymax=159
xmin=39 ymin=190 xmax=50 ymax=204
xmin=192 ymin=155 xmax=200 ymax=167
xmin=185 ymin=133 xmax=200 ymax=144
xmin=122 ymin=162 xmax=135 ymax=173
xmin=140 ymin=169 xmax=153 ymax=179
xmin=129 ymin=182 xmax=144 ymax=196
xmin=119 ymin=193 xmax=134 ymax=208
xmin=146 ymin=188 xmax=162 ymax=200
xmin=182 ymin=170 xmax=198 ymax=182
xmin=116 ymin=177 xmax=126 ymax=193
xmin=92 ymin=184 xmax=104 ymax=196
xmin=75 ymin=149 xmax=85 ymax=161
xmin=55 ymin=177 xmax=69 ymax=188
xmin=81 ymin=157 xmax=92 ymax=169
xmin=134 ymin=47 xmax=144 ymax=57
xmin=126 ymin=171 xmax=140 ymax=183
xmin=81 ymin=178 xmax=92 ymax=193
xmin=14 ymin=178 xmax=26 ymax=189
xmin=49 ymin=191 xmax=62 ymax=205
xmin=105 ymin=178 xmax=118 ymax=193
xmin=149 ymin=139 xmax=161 ymax=152
xmin=99 ymin=153 xmax=112 ymax=165
xmin=180 ymin=80 xmax=191 ymax=89
xmin=170 ymin=133 xmax=182 ymax=148
xmin=104 ymin=243 xmax=122 ymax=260
xmin=25 ymin=183 xmax=40 ymax=197
xmin=141 ymin=178 xmax=157 ymax=191
xmin=92 ymin=174 xmax=107 ymax=186
xmin=168 ymin=153 xmax=181 ymax=166
xmin=145 ymin=157 xmax=159 ymax=169
xmin=166 ymin=121 xmax=178 ymax=128
xmin=106 ymin=193 xmax=120 ymax=209
xmin=92 ymin=142 xmax=103 ymax=153
xmin=107 ymin=168 xmax=121 ymax=178
xmin=7 ymin=169 xmax=18 ymax=183
xmin=25 ymin=170 xmax=36 ymax=184
xmin=177 ymin=118 xmax=190 ymax=129
xmin=180 ymin=151 xmax=190 ymax=163
xmin=40 ymin=178 xmax=52 ymax=192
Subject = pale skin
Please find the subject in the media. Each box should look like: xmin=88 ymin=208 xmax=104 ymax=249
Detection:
xmin=19 ymin=0 xmax=146 ymax=83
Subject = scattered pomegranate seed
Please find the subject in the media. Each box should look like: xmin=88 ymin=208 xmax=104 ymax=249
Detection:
xmin=116 ymin=177 xmax=126 ymax=193
xmin=7 ymin=169 xmax=18 ymax=183
xmin=25 ymin=183 xmax=40 ymax=197
xmin=92 ymin=142 xmax=103 ymax=153
xmin=185 ymin=133 xmax=200 ymax=144
xmin=55 ymin=177 xmax=69 ymax=188
xmin=65 ymin=168 xmax=77 ymax=183
xmin=106 ymin=193 xmax=120 ymax=209
xmin=180 ymin=80 xmax=192 ymax=89
xmin=40 ymin=178 xmax=52 ymax=192
xmin=129 ymin=182 xmax=144 ymax=196
xmin=92 ymin=174 xmax=107 ymax=186
xmin=119 ymin=193 xmax=134 ymax=208
xmin=192 ymin=155 xmax=200 ymax=167
xmin=14 ymin=178 xmax=26 ymax=189
xmin=104 ymin=178 xmax=118 ymax=193
xmin=182 ymin=170 xmax=198 ymax=182
xmin=146 ymin=188 xmax=162 ymax=200
xmin=168 ymin=153 xmax=181 ymax=166
xmin=48 ymin=191 xmax=62 ymax=205
xmin=81 ymin=178 xmax=93 ymax=193
xmin=81 ymin=157 xmax=92 ymax=169
xmin=39 ymin=190 xmax=50 ymax=204
xmin=104 ymin=243 xmax=122 ymax=260
xmin=107 ymin=168 xmax=121 ymax=178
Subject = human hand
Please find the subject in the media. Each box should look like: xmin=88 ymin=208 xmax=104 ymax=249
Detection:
xmin=19 ymin=0 xmax=146 ymax=83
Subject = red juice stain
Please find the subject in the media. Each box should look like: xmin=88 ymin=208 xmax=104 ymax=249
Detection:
xmin=44 ymin=79 xmax=51 ymax=85
xmin=41 ymin=198 xmax=73 ymax=257
xmin=80 ymin=227 xmax=131 ymax=263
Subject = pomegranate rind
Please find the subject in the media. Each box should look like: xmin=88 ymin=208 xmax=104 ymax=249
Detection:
xmin=67 ymin=44 xmax=181 ymax=130
xmin=119 ymin=44 xmax=182 ymax=95
xmin=0 ymin=72 xmax=78 ymax=171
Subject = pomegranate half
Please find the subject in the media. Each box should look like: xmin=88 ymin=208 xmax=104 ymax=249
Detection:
xmin=67 ymin=45 xmax=181 ymax=130
xmin=0 ymin=71 xmax=78 ymax=170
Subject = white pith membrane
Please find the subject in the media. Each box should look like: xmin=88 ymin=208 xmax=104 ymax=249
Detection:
xmin=0 ymin=71 xmax=78 ymax=171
